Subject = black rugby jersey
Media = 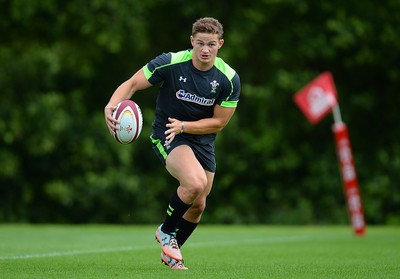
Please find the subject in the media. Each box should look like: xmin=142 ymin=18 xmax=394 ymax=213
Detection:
xmin=142 ymin=49 xmax=240 ymax=144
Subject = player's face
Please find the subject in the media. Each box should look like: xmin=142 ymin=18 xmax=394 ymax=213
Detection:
xmin=191 ymin=33 xmax=224 ymax=71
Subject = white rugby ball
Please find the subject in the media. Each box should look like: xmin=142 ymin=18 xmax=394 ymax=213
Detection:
xmin=112 ymin=100 xmax=143 ymax=144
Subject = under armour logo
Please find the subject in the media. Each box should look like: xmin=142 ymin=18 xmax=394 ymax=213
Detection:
xmin=163 ymin=140 xmax=171 ymax=149
xmin=179 ymin=76 xmax=187 ymax=82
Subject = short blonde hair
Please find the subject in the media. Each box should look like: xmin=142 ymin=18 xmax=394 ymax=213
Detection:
xmin=192 ymin=17 xmax=224 ymax=39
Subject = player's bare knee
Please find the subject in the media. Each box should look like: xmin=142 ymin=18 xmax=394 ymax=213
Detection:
xmin=186 ymin=175 xmax=207 ymax=198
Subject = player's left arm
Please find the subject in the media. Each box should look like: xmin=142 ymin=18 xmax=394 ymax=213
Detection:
xmin=165 ymin=105 xmax=236 ymax=142
xmin=187 ymin=104 xmax=236 ymax=134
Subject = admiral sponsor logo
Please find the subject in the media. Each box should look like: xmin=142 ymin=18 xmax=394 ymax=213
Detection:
xmin=176 ymin=89 xmax=215 ymax=106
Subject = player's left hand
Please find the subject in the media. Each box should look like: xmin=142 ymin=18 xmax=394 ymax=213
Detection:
xmin=165 ymin=117 xmax=182 ymax=145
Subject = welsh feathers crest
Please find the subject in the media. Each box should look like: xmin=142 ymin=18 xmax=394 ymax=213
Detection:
xmin=210 ymin=80 xmax=219 ymax=93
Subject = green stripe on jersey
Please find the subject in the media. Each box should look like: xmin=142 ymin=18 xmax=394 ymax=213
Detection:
xmin=214 ymin=57 xmax=238 ymax=105
xmin=142 ymin=65 xmax=152 ymax=79
xmin=221 ymin=100 xmax=238 ymax=108
xmin=214 ymin=57 xmax=236 ymax=80
xmin=142 ymin=50 xmax=192 ymax=80
xmin=171 ymin=50 xmax=192 ymax=64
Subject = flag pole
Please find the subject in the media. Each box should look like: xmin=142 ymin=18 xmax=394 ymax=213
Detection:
xmin=293 ymin=71 xmax=366 ymax=235
xmin=331 ymin=104 xmax=366 ymax=236
xmin=332 ymin=104 xmax=343 ymax=124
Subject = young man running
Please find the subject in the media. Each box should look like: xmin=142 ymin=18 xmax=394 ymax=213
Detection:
xmin=104 ymin=17 xmax=241 ymax=270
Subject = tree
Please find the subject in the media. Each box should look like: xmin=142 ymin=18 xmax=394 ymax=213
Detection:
xmin=1 ymin=0 xmax=399 ymax=224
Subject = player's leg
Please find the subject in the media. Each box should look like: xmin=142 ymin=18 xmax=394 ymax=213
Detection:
xmin=182 ymin=170 xmax=214 ymax=222
xmin=161 ymin=145 xmax=208 ymax=232
xmin=156 ymin=145 xmax=207 ymax=261
xmin=161 ymin=170 xmax=214 ymax=269
xmin=166 ymin=145 xmax=209 ymax=205
xmin=176 ymin=170 xmax=214 ymax=247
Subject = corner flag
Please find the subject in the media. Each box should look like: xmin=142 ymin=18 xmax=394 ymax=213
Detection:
xmin=293 ymin=71 xmax=337 ymax=125
xmin=294 ymin=71 xmax=366 ymax=236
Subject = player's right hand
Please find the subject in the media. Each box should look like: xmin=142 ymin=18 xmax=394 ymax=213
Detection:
xmin=104 ymin=105 xmax=119 ymax=136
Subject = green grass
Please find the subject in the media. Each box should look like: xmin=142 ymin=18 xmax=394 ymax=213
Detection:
xmin=0 ymin=225 xmax=399 ymax=278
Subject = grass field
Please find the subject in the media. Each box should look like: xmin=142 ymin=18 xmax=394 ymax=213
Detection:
xmin=0 ymin=225 xmax=399 ymax=278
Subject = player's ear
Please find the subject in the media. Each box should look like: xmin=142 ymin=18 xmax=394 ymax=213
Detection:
xmin=218 ymin=39 xmax=224 ymax=49
xmin=190 ymin=35 xmax=195 ymax=46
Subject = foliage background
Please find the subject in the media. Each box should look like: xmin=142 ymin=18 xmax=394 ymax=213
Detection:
xmin=1 ymin=0 xmax=399 ymax=225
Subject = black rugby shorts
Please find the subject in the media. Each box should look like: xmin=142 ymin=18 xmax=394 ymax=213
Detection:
xmin=150 ymin=134 xmax=216 ymax=173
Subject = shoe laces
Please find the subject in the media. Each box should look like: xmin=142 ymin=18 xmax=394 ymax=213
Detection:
xmin=169 ymin=236 xmax=179 ymax=250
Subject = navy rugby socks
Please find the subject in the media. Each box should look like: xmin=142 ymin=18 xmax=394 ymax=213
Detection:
xmin=176 ymin=218 xmax=198 ymax=247
xmin=161 ymin=191 xmax=191 ymax=234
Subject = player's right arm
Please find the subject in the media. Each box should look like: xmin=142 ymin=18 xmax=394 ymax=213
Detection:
xmin=104 ymin=68 xmax=152 ymax=136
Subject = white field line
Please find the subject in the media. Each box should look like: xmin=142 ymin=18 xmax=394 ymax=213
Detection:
xmin=0 ymin=235 xmax=312 ymax=260
xmin=0 ymin=246 xmax=150 ymax=260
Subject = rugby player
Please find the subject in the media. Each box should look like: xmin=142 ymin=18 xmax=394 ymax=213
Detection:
xmin=105 ymin=17 xmax=241 ymax=269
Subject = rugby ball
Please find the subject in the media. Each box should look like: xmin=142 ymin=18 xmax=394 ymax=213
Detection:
xmin=112 ymin=100 xmax=143 ymax=144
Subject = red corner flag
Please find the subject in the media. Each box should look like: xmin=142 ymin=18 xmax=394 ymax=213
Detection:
xmin=293 ymin=71 xmax=366 ymax=236
xmin=293 ymin=72 xmax=338 ymax=124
